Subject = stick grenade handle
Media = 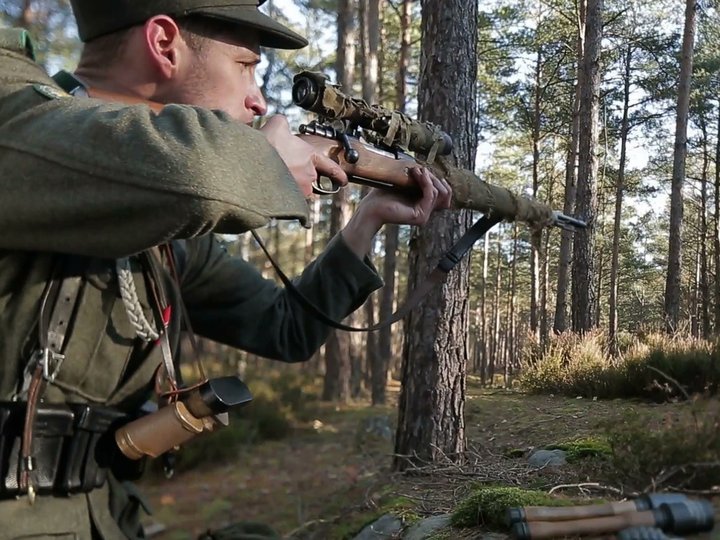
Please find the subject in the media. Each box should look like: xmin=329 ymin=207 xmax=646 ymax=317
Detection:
xmin=511 ymin=501 xmax=715 ymax=540
xmin=507 ymin=494 xmax=689 ymax=524
xmin=512 ymin=510 xmax=658 ymax=539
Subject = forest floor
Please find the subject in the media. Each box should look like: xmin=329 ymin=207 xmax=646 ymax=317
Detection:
xmin=138 ymin=378 xmax=720 ymax=540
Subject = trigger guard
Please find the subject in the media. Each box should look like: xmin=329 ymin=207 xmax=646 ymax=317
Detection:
xmin=312 ymin=177 xmax=342 ymax=195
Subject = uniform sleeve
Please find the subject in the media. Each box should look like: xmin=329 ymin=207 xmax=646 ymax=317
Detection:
xmin=0 ymin=50 xmax=309 ymax=258
xmin=178 ymin=234 xmax=384 ymax=363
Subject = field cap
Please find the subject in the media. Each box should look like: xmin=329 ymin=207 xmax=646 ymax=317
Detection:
xmin=70 ymin=0 xmax=308 ymax=49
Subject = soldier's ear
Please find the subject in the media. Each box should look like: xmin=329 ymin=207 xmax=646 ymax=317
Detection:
xmin=142 ymin=15 xmax=184 ymax=80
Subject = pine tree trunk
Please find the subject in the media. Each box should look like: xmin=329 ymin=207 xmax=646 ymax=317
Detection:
xmin=554 ymin=0 xmax=583 ymax=334
xmin=16 ymin=0 xmax=33 ymax=27
xmin=394 ymin=0 xmax=478 ymax=471
xmin=609 ymin=44 xmax=632 ymax=356
xmin=699 ymin=115 xmax=710 ymax=338
xmin=664 ymin=0 xmax=697 ymax=333
xmin=508 ymin=224 xmax=518 ymax=372
xmin=358 ymin=0 xmax=381 ymax=399
xmin=374 ymin=0 xmax=408 ymax=405
xmin=540 ymin=229 xmax=549 ymax=347
xmin=530 ymin=48 xmax=542 ymax=343
xmin=714 ymin=109 xmax=720 ymax=332
xmin=490 ymin=239 xmax=503 ymax=384
xmin=479 ymin=233 xmax=490 ymax=384
xmin=571 ymin=0 xmax=602 ymax=333
xmin=323 ymin=0 xmax=356 ymax=402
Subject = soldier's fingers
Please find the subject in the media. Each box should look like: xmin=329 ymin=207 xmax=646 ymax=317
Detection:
xmin=410 ymin=167 xmax=439 ymax=220
xmin=312 ymin=154 xmax=349 ymax=187
xmin=431 ymin=173 xmax=452 ymax=209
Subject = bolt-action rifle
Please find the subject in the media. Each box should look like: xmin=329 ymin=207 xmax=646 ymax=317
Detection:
xmin=83 ymin=76 xmax=586 ymax=332
xmin=291 ymin=71 xmax=586 ymax=232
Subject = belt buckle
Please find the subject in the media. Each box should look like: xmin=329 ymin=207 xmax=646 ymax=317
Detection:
xmin=38 ymin=348 xmax=65 ymax=383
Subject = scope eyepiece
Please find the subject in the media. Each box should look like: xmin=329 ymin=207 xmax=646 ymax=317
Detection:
xmin=292 ymin=76 xmax=321 ymax=110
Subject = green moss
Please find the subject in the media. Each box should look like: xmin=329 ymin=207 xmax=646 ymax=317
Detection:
xmin=503 ymin=448 xmax=527 ymax=458
xmin=545 ymin=436 xmax=612 ymax=462
xmin=450 ymin=485 xmax=575 ymax=529
xmin=321 ymin=490 xmax=419 ymax=539
xmin=383 ymin=496 xmax=421 ymax=524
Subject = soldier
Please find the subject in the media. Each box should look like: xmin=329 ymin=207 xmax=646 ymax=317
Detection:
xmin=0 ymin=1 xmax=451 ymax=538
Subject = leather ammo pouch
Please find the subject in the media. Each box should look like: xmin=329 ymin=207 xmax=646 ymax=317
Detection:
xmin=0 ymin=402 xmax=136 ymax=497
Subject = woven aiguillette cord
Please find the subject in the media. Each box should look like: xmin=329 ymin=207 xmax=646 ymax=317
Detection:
xmin=251 ymin=213 xmax=502 ymax=332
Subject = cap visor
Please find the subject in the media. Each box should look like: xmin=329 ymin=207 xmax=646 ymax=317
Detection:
xmin=193 ymin=6 xmax=308 ymax=49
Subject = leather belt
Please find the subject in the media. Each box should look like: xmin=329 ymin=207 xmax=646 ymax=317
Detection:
xmin=0 ymin=402 xmax=129 ymax=499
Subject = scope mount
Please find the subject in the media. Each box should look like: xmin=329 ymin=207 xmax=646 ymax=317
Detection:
xmin=299 ymin=120 xmax=360 ymax=164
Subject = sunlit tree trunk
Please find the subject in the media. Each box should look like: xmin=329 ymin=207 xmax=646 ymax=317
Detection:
xmin=323 ymin=0 xmax=357 ymax=402
xmin=507 ymin=224 xmax=518 ymax=375
xmin=479 ymin=233 xmax=490 ymax=384
xmin=664 ymin=0 xmax=697 ymax=333
xmin=554 ymin=0 xmax=583 ymax=334
xmin=530 ymin=45 xmax=542 ymax=344
xmin=571 ymin=0 xmax=602 ymax=332
xmin=358 ymin=0 xmax=382 ymax=399
xmin=394 ymin=0 xmax=478 ymax=471
xmin=714 ymin=106 xmax=720 ymax=332
xmin=698 ymin=114 xmax=710 ymax=338
xmin=490 ymin=239 xmax=503 ymax=384
xmin=374 ymin=0 xmax=409 ymax=405
xmin=609 ymin=44 xmax=632 ymax=356
xmin=17 ymin=0 xmax=33 ymax=27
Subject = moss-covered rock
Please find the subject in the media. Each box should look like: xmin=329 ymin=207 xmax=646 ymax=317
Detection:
xmin=545 ymin=436 xmax=612 ymax=462
xmin=450 ymin=485 xmax=576 ymax=530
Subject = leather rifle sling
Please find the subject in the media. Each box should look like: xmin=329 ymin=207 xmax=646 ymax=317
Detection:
xmin=251 ymin=213 xmax=503 ymax=332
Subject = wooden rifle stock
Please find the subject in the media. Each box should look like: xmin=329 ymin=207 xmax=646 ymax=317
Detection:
xmin=88 ymin=87 xmax=422 ymax=195
xmin=297 ymin=133 xmax=421 ymax=195
xmin=85 ymin=87 xmax=575 ymax=230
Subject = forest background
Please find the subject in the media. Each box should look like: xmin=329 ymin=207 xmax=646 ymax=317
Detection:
xmin=3 ymin=0 xmax=720 ymax=538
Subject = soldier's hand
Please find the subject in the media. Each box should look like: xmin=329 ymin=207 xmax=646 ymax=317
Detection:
xmin=260 ymin=115 xmax=347 ymax=196
xmin=357 ymin=166 xmax=452 ymax=228
xmin=340 ymin=167 xmax=451 ymax=259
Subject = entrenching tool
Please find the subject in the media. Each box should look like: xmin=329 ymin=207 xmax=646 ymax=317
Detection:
xmin=510 ymin=500 xmax=715 ymax=540
xmin=506 ymin=493 xmax=689 ymax=524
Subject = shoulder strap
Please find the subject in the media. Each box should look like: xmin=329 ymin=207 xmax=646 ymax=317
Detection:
xmin=18 ymin=255 xmax=86 ymax=501
xmin=0 ymin=28 xmax=35 ymax=60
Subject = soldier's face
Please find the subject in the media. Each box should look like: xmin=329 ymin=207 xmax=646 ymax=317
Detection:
xmin=173 ymin=31 xmax=267 ymax=124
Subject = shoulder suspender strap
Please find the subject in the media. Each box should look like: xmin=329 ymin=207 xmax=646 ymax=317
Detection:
xmin=18 ymin=256 xmax=85 ymax=501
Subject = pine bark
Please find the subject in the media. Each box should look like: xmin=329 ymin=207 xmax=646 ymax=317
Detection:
xmin=394 ymin=0 xmax=478 ymax=471
xmin=323 ymin=0 xmax=356 ymax=402
xmin=699 ymin=115 xmax=710 ymax=338
xmin=664 ymin=0 xmax=696 ymax=333
xmin=530 ymin=48 xmax=542 ymax=344
xmin=554 ymin=0 xmax=583 ymax=334
xmin=714 ymin=109 xmax=720 ymax=331
xmin=374 ymin=0 xmax=408 ymax=405
xmin=609 ymin=44 xmax=631 ymax=356
xmin=571 ymin=0 xmax=603 ymax=333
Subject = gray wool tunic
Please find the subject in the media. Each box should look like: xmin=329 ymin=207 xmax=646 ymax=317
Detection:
xmin=0 ymin=29 xmax=382 ymax=539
